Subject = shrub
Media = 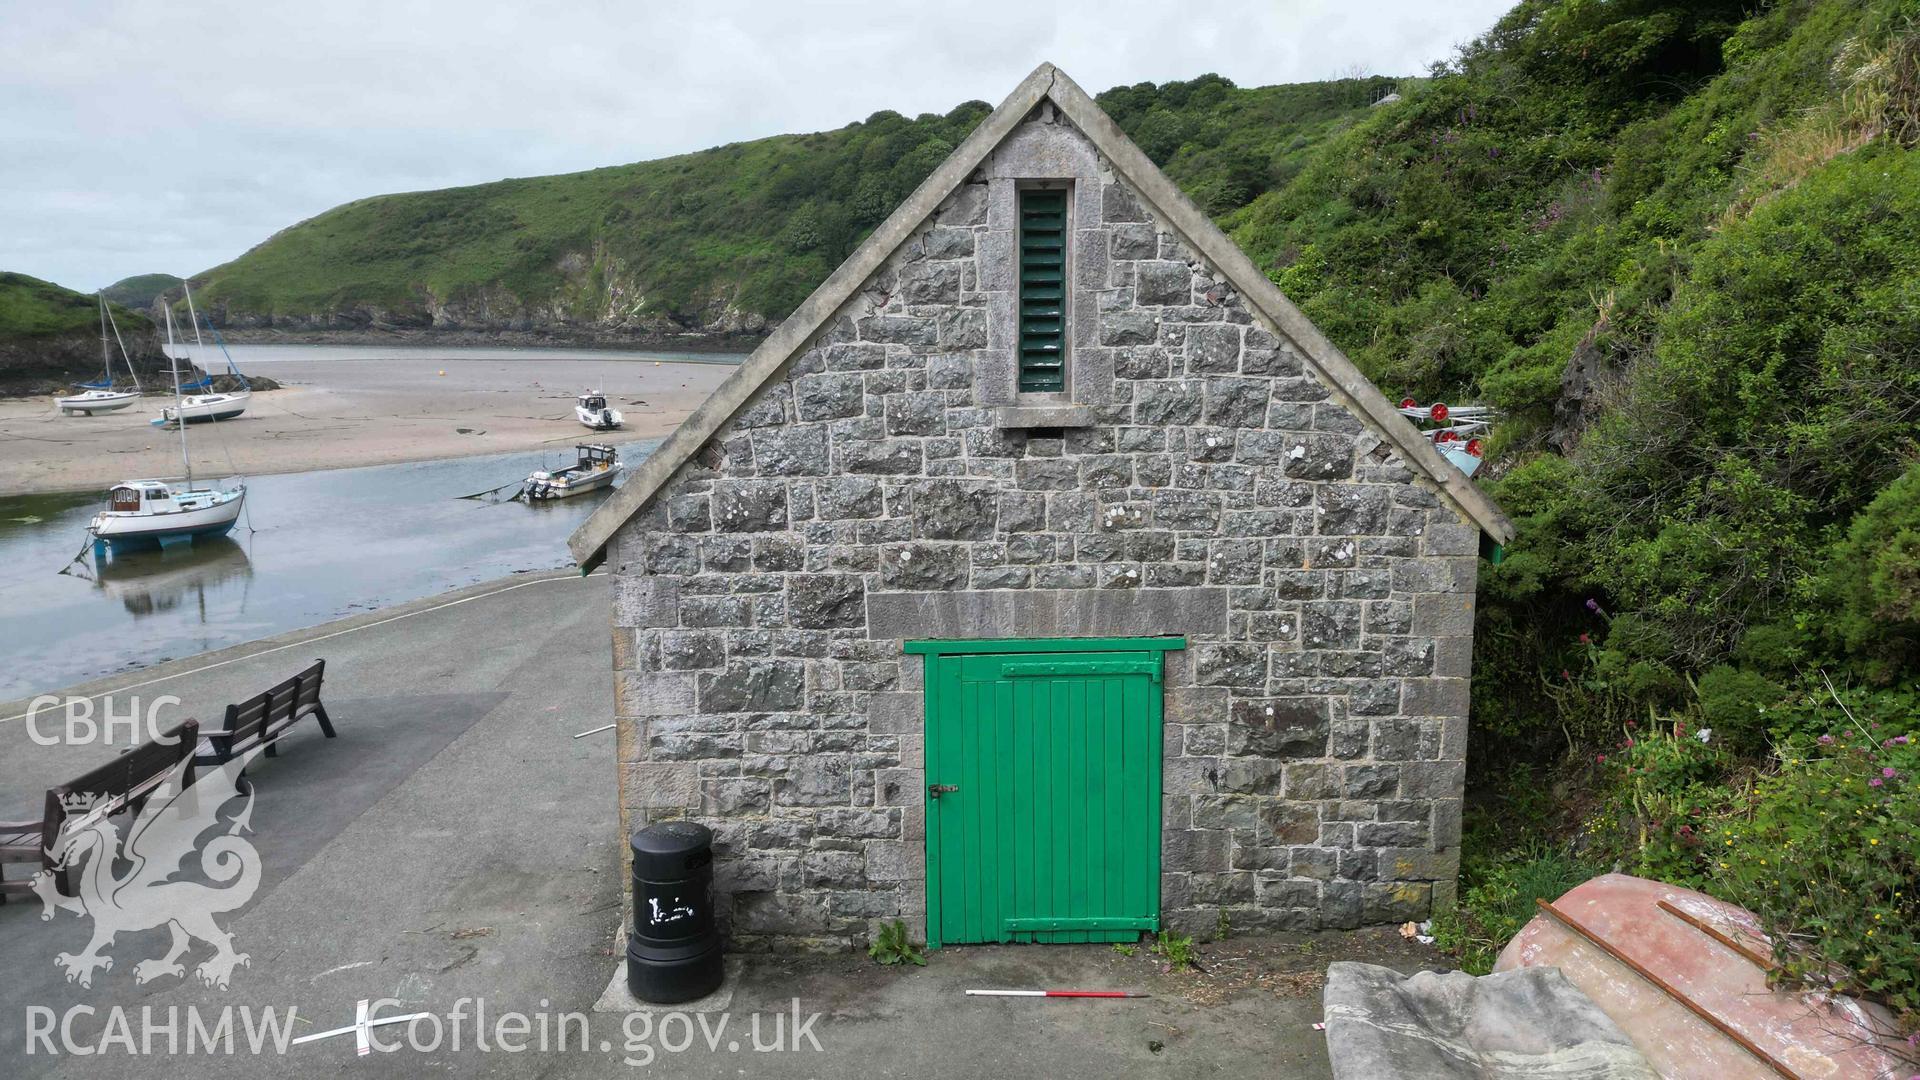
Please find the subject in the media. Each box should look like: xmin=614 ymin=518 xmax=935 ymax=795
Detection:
xmin=1705 ymin=718 xmax=1920 ymax=1014
xmin=1596 ymin=716 xmax=1737 ymax=884
xmin=1695 ymin=666 xmax=1785 ymax=756
xmin=1821 ymin=462 xmax=1920 ymax=682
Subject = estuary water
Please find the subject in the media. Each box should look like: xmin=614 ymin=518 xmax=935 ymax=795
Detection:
xmin=0 ymin=442 xmax=655 ymax=700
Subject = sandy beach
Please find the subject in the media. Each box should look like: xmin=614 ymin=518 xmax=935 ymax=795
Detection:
xmin=0 ymin=349 xmax=739 ymax=495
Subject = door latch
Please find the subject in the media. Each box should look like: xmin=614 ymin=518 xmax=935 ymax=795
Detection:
xmin=928 ymin=784 xmax=959 ymax=800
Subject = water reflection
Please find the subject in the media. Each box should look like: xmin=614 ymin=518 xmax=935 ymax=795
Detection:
xmin=0 ymin=442 xmax=653 ymax=699
xmin=85 ymin=537 xmax=255 ymax=618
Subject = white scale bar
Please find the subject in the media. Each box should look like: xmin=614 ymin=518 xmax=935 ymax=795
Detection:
xmin=289 ymin=1000 xmax=433 ymax=1055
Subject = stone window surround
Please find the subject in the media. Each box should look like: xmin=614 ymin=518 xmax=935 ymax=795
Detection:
xmin=979 ymin=105 xmax=1104 ymax=431
xmin=1006 ymin=178 xmax=1080 ymax=424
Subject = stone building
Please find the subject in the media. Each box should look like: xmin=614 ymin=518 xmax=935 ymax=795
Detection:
xmin=570 ymin=64 xmax=1513 ymax=950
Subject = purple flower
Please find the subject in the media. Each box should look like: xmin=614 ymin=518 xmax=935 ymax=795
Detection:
xmin=1895 ymin=735 xmax=1910 ymax=745
xmin=1586 ymin=599 xmax=1601 ymax=613
xmin=1884 ymin=767 xmax=1898 ymax=778
xmin=1818 ymin=734 xmax=1835 ymax=745
xmin=1869 ymin=778 xmax=1883 ymax=788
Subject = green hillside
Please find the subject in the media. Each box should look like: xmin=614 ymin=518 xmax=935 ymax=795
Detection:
xmin=0 ymin=272 xmax=168 ymax=392
xmin=0 ymin=272 xmax=114 ymax=336
xmin=101 ymin=272 xmax=179 ymax=310
xmin=1278 ymin=0 xmax=1917 ymax=1009
xmin=189 ymin=76 xmax=1396 ymax=330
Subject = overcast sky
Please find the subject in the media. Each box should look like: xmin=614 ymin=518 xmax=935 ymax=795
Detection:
xmin=0 ymin=0 xmax=1512 ymax=292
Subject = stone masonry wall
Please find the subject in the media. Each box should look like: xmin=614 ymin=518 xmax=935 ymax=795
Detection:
xmin=608 ymin=109 xmax=1480 ymax=950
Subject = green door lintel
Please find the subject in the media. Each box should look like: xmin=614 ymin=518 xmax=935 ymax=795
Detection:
xmin=904 ymin=636 xmax=1187 ymax=657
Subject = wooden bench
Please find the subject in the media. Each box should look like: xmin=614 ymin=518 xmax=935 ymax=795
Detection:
xmin=0 ymin=718 xmax=199 ymax=900
xmin=195 ymin=659 xmax=335 ymax=766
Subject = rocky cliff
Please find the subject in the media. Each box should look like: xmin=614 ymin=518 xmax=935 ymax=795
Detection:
xmin=0 ymin=272 xmax=177 ymax=395
xmin=0 ymin=272 xmax=281 ymax=397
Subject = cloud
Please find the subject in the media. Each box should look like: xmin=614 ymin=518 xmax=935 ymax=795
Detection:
xmin=0 ymin=0 xmax=1511 ymax=291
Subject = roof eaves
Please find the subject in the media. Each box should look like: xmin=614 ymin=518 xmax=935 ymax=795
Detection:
xmin=567 ymin=63 xmax=1064 ymax=568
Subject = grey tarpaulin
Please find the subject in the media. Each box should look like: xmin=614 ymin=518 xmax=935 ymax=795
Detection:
xmin=1322 ymin=962 xmax=1658 ymax=1080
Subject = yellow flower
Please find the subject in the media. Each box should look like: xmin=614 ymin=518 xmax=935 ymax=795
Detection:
xmin=1870 ymin=838 xmax=1880 ymax=846
xmin=1719 ymin=861 xmax=1729 ymax=869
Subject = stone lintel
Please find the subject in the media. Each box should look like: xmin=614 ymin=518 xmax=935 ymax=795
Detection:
xmin=868 ymin=587 xmax=1228 ymax=641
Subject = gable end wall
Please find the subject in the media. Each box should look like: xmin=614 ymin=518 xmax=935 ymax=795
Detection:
xmin=608 ymin=113 xmax=1477 ymax=949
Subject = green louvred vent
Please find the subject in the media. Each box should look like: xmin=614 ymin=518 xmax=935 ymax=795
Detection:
xmin=1017 ymin=189 xmax=1068 ymax=393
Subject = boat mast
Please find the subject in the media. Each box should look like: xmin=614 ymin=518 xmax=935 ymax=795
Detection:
xmin=96 ymin=294 xmax=113 ymax=387
xmin=182 ymin=280 xmax=207 ymax=382
xmin=103 ymin=302 xmax=142 ymax=393
xmin=164 ymin=303 xmax=191 ymax=486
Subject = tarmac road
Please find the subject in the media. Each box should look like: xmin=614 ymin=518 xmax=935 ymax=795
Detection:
xmin=0 ymin=568 xmax=1416 ymax=1078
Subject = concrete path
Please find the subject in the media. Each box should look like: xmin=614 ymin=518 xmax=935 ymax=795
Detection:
xmin=0 ymin=570 xmax=625 ymax=1077
xmin=0 ymin=570 xmax=1433 ymax=1077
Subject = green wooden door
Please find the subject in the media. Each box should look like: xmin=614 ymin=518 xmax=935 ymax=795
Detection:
xmin=919 ymin=641 xmax=1169 ymax=947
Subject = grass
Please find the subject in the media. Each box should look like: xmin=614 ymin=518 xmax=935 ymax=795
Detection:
xmin=100 ymin=273 xmax=180 ymax=310
xmin=186 ymin=76 xmax=1391 ymax=330
xmin=0 ymin=272 xmax=152 ymax=338
xmin=1430 ymin=844 xmax=1599 ymax=974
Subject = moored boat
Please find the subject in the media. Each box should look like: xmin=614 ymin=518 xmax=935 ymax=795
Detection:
xmin=525 ymin=444 xmax=621 ymax=500
xmin=57 ymin=387 xmax=141 ymax=416
xmin=89 ymin=480 xmax=246 ymax=549
xmin=576 ymin=392 xmax=623 ymax=430
xmin=91 ymin=303 xmax=247 ymax=551
xmin=55 ymin=295 xmax=143 ymax=415
xmin=156 ymin=388 xmax=251 ymax=425
xmin=152 ymin=281 xmax=250 ymax=426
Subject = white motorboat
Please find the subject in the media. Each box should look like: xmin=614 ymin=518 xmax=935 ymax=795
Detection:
xmin=576 ymin=392 xmax=623 ymax=430
xmin=55 ymin=295 xmax=143 ymax=415
xmin=525 ymin=444 xmax=621 ymax=500
xmin=91 ymin=304 xmax=247 ymax=551
xmin=152 ymin=281 xmax=250 ymax=426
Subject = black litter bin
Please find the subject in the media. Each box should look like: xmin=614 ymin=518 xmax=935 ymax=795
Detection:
xmin=627 ymin=821 xmax=723 ymax=1003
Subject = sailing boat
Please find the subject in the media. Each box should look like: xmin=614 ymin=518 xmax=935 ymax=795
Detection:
xmin=152 ymin=281 xmax=250 ymax=425
xmin=54 ymin=295 xmax=143 ymax=416
xmin=89 ymin=304 xmax=246 ymax=551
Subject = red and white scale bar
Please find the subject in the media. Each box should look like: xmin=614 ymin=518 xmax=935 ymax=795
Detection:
xmin=965 ymin=989 xmax=1149 ymax=999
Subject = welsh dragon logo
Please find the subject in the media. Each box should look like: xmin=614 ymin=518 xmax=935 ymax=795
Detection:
xmin=32 ymin=747 xmax=265 ymax=990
